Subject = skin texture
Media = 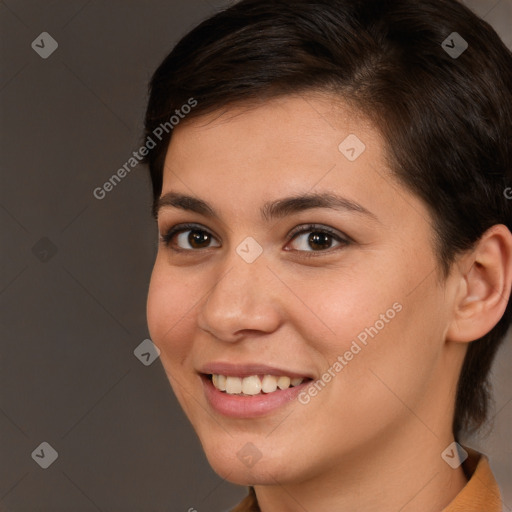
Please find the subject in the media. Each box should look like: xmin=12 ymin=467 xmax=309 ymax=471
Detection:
xmin=146 ymin=94 xmax=512 ymax=512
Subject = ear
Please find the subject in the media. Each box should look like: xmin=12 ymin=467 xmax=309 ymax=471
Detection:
xmin=446 ymin=224 xmax=512 ymax=344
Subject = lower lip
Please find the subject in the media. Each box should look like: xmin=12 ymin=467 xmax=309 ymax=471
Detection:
xmin=201 ymin=375 xmax=310 ymax=418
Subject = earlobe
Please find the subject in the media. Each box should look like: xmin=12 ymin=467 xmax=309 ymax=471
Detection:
xmin=446 ymin=224 xmax=512 ymax=344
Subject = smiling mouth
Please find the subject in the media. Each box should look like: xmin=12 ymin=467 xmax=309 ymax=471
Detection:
xmin=207 ymin=373 xmax=312 ymax=396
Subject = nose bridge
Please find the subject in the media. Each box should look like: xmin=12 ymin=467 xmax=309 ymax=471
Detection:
xmin=215 ymin=234 xmax=270 ymax=301
xmin=209 ymin=251 xmax=268 ymax=314
xmin=197 ymin=246 xmax=280 ymax=340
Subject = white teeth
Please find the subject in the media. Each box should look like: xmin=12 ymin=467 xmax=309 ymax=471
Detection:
xmin=211 ymin=374 xmax=305 ymax=395
xmin=261 ymin=375 xmax=278 ymax=393
xmin=242 ymin=375 xmax=262 ymax=395
xmin=277 ymin=376 xmax=291 ymax=390
xmin=225 ymin=376 xmax=242 ymax=394
xmin=212 ymin=374 xmax=226 ymax=391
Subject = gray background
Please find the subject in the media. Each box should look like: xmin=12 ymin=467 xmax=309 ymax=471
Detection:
xmin=0 ymin=1 xmax=510 ymax=511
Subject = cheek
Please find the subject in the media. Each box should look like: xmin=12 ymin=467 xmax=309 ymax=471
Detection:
xmin=286 ymin=250 xmax=443 ymax=392
xmin=282 ymin=261 xmax=399 ymax=357
xmin=313 ymin=267 xmax=445 ymax=429
xmin=146 ymin=258 xmax=198 ymax=365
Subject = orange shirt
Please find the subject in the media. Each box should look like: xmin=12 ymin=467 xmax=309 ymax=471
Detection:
xmin=444 ymin=450 xmax=502 ymax=512
xmin=230 ymin=450 xmax=502 ymax=512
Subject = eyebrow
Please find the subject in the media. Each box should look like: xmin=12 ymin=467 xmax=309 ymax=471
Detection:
xmin=154 ymin=191 xmax=377 ymax=222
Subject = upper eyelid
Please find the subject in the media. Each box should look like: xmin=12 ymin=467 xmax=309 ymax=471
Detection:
xmin=160 ymin=222 xmax=218 ymax=239
xmin=288 ymin=224 xmax=349 ymax=240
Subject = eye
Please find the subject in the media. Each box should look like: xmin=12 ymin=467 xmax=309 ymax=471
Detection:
xmin=286 ymin=224 xmax=349 ymax=253
xmin=160 ymin=224 xmax=221 ymax=251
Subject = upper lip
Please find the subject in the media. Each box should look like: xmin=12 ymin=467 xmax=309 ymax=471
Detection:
xmin=199 ymin=362 xmax=313 ymax=379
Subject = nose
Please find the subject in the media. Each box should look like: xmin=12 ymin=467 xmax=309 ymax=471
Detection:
xmin=196 ymin=255 xmax=282 ymax=343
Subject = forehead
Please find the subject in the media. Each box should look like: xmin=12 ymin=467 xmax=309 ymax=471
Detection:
xmin=163 ymin=94 xmax=384 ymax=186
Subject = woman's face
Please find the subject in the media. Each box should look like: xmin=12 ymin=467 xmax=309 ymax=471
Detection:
xmin=147 ymin=94 xmax=461 ymax=485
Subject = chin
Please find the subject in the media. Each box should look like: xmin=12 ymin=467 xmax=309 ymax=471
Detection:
xmin=207 ymin=455 xmax=288 ymax=486
xmin=199 ymin=436 xmax=301 ymax=486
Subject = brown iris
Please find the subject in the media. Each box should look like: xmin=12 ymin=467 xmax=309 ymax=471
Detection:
xmin=188 ymin=230 xmax=212 ymax=249
xmin=308 ymin=232 xmax=332 ymax=251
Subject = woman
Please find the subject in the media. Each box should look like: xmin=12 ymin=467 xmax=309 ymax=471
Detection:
xmin=143 ymin=0 xmax=512 ymax=510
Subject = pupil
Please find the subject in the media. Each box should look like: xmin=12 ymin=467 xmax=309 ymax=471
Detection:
xmin=308 ymin=232 xmax=331 ymax=250
xmin=189 ymin=230 xmax=210 ymax=248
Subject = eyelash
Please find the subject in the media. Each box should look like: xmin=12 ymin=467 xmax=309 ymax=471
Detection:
xmin=159 ymin=223 xmax=351 ymax=257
